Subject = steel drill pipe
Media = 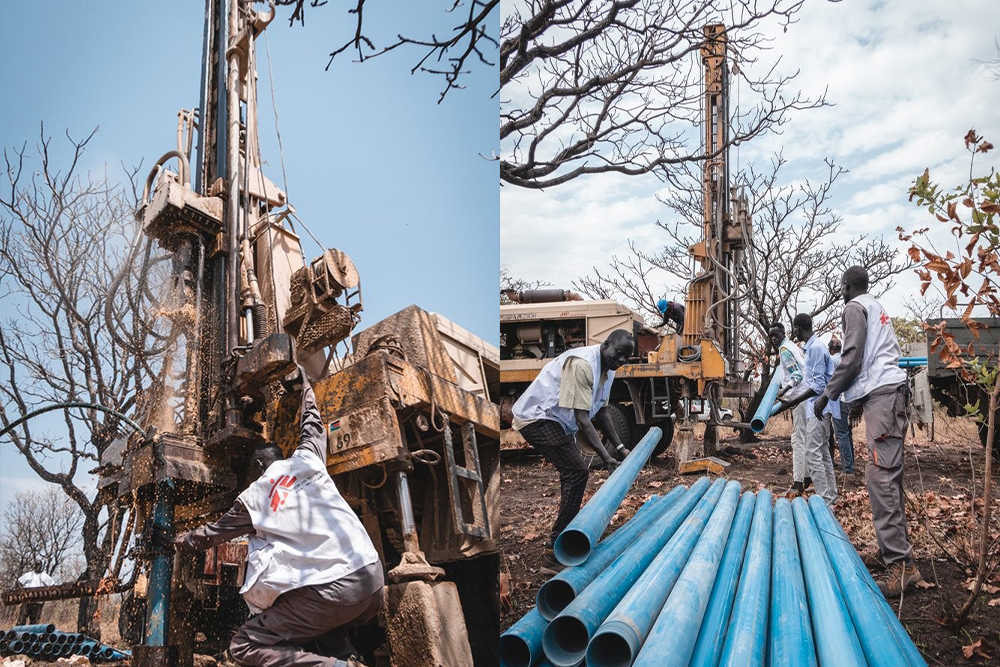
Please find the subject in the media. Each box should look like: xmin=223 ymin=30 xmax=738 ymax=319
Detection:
xmin=553 ymin=426 xmax=663 ymax=566
xmin=718 ymin=488 xmax=773 ymax=667
xmin=687 ymin=491 xmax=756 ymax=667
xmin=537 ymin=488 xmax=684 ymax=620
xmin=809 ymin=496 xmax=927 ymax=667
xmin=499 ymin=607 xmax=548 ymax=667
xmin=750 ymin=371 xmax=783 ymax=432
xmin=769 ymin=498 xmax=817 ymax=667
xmin=627 ymin=481 xmax=742 ymax=667
xmin=543 ymin=477 xmax=717 ymax=667
xmin=791 ymin=497 xmax=867 ymax=667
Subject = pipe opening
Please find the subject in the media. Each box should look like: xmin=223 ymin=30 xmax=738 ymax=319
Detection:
xmin=538 ymin=579 xmax=576 ymax=620
xmin=553 ymin=530 xmax=592 ymax=566
xmin=545 ymin=616 xmax=590 ymax=666
xmin=497 ymin=635 xmax=531 ymax=667
xmin=587 ymin=631 xmax=633 ymax=667
xmin=749 ymin=417 xmax=766 ymax=433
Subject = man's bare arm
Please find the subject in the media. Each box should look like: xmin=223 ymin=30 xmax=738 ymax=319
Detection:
xmin=575 ymin=409 xmax=616 ymax=468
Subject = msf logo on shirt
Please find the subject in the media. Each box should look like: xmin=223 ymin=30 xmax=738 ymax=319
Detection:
xmin=268 ymin=475 xmax=297 ymax=512
xmin=879 ymin=311 xmax=890 ymax=326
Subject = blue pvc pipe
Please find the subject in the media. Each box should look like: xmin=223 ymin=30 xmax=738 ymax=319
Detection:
xmin=769 ymin=498 xmax=817 ymax=667
xmin=499 ymin=607 xmax=548 ymax=667
xmin=145 ymin=479 xmax=176 ymax=647
xmin=809 ymin=496 xmax=927 ymax=667
xmin=751 ymin=371 xmax=783 ymax=432
xmin=11 ymin=624 xmax=55 ymax=635
xmin=590 ymin=480 xmax=734 ymax=667
xmin=537 ymin=487 xmax=685 ymax=620
xmin=543 ymin=477 xmax=714 ymax=667
xmin=718 ymin=489 xmax=773 ymax=667
xmin=791 ymin=497 xmax=866 ymax=667
xmin=554 ymin=426 xmax=662 ymax=566
xmin=629 ymin=481 xmax=743 ymax=667
xmin=686 ymin=491 xmax=756 ymax=667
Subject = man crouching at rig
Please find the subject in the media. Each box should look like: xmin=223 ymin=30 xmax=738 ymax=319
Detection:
xmin=176 ymin=366 xmax=382 ymax=667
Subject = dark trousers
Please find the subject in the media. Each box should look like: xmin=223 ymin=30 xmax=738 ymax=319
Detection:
xmin=833 ymin=411 xmax=856 ymax=473
xmin=17 ymin=602 xmax=43 ymax=625
xmin=230 ymin=562 xmax=384 ymax=667
xmin=519 ymin=419 xmax=589 ymax=543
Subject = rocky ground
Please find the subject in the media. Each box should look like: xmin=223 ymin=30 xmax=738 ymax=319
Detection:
xmin=498 ymin=411 xmax=1000 ymax=666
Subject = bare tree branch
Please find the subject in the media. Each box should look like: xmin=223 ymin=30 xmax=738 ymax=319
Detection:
xmin=276 ymin=0 xmax=499 ymax=103
xmin=500 ymin=0 xmax=828 ymax=188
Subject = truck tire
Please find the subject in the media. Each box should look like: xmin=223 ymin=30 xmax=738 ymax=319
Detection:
xmin=578 ymin=403 xmax=633 ymax=469
xmin=649 ymin=418 xmax=675 ymax=457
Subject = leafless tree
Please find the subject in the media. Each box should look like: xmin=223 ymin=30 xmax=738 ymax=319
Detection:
xmin=0 ymin=126 xmax=163 ymax=627
xmin=575 ymin=154 xmax=908 ymax=432
xmin=276 ymin=0 xmax=498 ymax=102
xmin=0 ymin=488 xmax=84 ymax=594
xmin=500 ymin=0 xmax=827 ymax=188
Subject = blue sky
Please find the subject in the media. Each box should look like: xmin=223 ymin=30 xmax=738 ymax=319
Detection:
xmin=0 ymin=1 xmax=498 ymax=514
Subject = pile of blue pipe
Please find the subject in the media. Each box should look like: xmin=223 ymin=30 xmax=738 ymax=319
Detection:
xmin=500 ymin=477 xmax=927 ymax=667
xmin=0 ymin=624 xmax=130 ymax=662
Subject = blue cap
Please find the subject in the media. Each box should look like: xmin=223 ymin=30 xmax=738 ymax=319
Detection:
xmin=657 ymin=298 xmax=668 ymax=313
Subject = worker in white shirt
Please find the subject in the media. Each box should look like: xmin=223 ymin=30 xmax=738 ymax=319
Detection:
xmin=16 ymin=561 xmax=55 ymax=625
xmin=814 ymin=266 xmax=921 ymax=596
xmin=769 ymin=323 xmax=812 ymax=497
xmin=176 ymin=366 xmax=380 ymax=667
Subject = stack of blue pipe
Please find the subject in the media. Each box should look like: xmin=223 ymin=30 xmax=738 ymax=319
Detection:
xmin=500 ymin=478 xmax=927 ymax=667
xmin=0 ymin=624 xmax=130 ymax=662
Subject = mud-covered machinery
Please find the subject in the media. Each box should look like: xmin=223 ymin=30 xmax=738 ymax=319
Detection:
xmin=96 ymin=2 xmax=501 ymax=666
xmin=499 ymin=25 xmax=751 ymax=470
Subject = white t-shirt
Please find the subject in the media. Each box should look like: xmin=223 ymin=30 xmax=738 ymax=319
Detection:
xmin=18 ymin=571 xmax=55 ymax=588
xmin=236 ymin=448 xmax=380 ymax=613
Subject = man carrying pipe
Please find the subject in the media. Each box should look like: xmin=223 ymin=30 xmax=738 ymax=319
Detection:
xmin=510 ymin=330 xmax=634 ymax=572
xmin=175 ymin=366 xmax=380 ymax=667
xmin=813 ymin=266 xmax=922 ymax=596
xmin=828 ymin=338 xmax=857 ymax=477
xmin=789 ymin=313 xmax=838 ymax=505
xmin=16 ymin=562 xmax=55 ymax=625
xmin=768 ymin=323 xmax=812 ymax=498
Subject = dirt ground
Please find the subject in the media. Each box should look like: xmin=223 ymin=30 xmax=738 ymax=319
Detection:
xmin=498 ymin=411 xmax=1000 ymax=666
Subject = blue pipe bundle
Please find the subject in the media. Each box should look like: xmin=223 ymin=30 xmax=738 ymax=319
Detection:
xmin=0 ymin=627 xmax=130 ymax=662
xmin=500 ymin=481 xmax=927 ymax=667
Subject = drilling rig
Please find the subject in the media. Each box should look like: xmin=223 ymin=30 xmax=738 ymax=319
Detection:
xmin=498 ymin=24 xmax=751 ymax=472
xmin=50 ymin=2 xmax=500 ymax=665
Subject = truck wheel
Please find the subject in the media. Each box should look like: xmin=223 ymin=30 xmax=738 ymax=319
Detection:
xmin=577 ymin=403 xmax=633 ymax=469
xmin=649 ymin=418 xmax=675 ymax=457
xmin=978 ymin=416 xmax=999 ymax=457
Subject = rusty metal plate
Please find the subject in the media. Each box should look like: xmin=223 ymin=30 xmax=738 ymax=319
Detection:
xmin=234 ymin=332 xmax=296 ymax=398
xmin=139 ymin=179 xmax=223 ymax=252
xmin=327 ymin=396 xmax=403 ymax=475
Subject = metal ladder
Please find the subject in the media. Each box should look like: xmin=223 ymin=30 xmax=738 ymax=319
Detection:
xmin=442 ymin=419 xmax=491 ymax=539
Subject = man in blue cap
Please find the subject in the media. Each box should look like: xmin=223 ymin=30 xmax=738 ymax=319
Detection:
xmin=657 ymin=298 xmax=685 ymax=332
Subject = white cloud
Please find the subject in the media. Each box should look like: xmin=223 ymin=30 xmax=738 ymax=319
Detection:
xmin=502 ymin=0 xmax=1000 ymax=318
